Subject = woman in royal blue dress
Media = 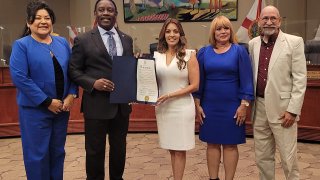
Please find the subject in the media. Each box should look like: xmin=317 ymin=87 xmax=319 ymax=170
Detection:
xmin=193 ymin=16 xmax=254 ymax=180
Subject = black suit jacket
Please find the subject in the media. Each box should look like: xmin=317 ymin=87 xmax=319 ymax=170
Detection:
xmin=69 ymin=27 xmax=133 ymax=119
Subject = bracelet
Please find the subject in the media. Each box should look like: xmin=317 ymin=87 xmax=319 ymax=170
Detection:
xmin=241 ymin=101 xmax=249 ymax=107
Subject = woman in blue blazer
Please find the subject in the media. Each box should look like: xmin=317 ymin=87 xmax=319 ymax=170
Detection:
xmin=9 ymin=1 xmax=77 ymax=179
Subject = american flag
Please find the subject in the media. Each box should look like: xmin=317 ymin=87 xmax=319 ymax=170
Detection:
xmin=67 ymin=26 xmax=78 ymax=48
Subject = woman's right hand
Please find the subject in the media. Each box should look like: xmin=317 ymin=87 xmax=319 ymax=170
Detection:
xmin=48 ymin=99 xmax=63 ymax=114
xmin=196 ymin=105 xmax=205 ymax=125
xmin=135 ymin=52 xmax=152 ymax=59
xmin=135 ymin=52 xmax=142 ymax=59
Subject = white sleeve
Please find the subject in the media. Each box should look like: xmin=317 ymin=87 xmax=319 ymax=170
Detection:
xmin=184 ymin=49 xmax=195 ymax=62
xmin=153 ymin=51 xmax=160 ymax=59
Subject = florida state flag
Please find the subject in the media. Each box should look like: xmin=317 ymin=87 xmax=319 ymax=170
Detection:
xmin=236 ymin=0 xmax=266 ymax=43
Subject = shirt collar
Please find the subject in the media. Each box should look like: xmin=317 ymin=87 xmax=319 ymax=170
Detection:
xmin=260 ymin=32 xmax=279 ymax=46
xmin=97 ymin=26 xmax=117 ymax=36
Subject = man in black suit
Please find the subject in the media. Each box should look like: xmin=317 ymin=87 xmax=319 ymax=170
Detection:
xmin=69 ymin=0 xmax=133 ymax=179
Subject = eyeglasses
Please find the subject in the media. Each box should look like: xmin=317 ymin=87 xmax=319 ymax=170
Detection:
xmin=260 ymin=16 xmax=279 ymax=23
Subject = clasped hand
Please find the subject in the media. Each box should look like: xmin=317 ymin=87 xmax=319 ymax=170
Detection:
xmin=48 ymin=95 xmax=75 ymax=114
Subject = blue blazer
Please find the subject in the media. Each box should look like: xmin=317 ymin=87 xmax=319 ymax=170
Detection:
xmin=10 ymin=35 xmax=77 ymax=107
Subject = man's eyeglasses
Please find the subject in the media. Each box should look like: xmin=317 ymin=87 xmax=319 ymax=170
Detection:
xmin=260 ymin=16 xmax=279 ymax=23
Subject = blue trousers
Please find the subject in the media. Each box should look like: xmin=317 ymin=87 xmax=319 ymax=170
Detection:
xmin=19 ymin=106 xmax=69 ymax=180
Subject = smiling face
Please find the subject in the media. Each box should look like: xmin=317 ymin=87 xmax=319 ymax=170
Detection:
xmin=28 ymin=9 xmax=52 ymax=39
xmin=165 ymin=23 xmax=180 ymax=49
xmin=214 ymin=25 xmax=231 ymax=44
xmin=259 ymin=6 xmax=281 ymax=37
xmin=209 ymin=16 xmax=236 ymax=47
xmin=94 ymin=0 xmax=117 ymax=31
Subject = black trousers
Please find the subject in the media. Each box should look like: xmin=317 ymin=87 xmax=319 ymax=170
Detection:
xmin=85 ymin=113 xmax=129 ymax=180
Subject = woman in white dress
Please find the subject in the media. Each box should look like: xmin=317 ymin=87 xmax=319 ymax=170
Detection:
xmin=154 ymin=18 xmax=199 ymax=180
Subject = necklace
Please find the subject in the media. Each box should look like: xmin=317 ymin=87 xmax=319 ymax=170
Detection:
xmin=165 ymin=51 xmax=176 ymax=66
xmin=31 ymin=34 xmax=54 ymax=57
xmin=31 ymin=34 xmax=52 ymax=44
xmin=216 ymin=43 xmax=231 ymax=49
xmin=214 ymin=43 xmax=231 ymax=54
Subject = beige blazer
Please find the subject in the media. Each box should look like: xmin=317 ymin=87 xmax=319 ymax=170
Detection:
xmin=249 ymin=30 xmax=307 ymax=123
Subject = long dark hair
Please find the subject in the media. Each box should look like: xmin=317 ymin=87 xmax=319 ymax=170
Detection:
xmin=21 ymin=0 xmax=56 ymax=38
xmin=157 ymin=18 xmax=187 ymax=70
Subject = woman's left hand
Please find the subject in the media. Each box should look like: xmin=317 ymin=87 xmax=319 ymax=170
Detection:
xmin=156 ymin=94 xmax=171 ymax=106
xmin=234 ymin=104 xmax=247 ymax=126
xmin=62 ymin=94 xmax=75 ymax=111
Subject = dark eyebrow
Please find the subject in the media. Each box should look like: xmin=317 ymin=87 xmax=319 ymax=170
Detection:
xmin=35 ymin=14 xmax=50 ymax=17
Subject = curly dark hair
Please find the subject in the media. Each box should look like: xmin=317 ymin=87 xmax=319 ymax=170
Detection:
xmin=157 ymin=18 xmax=187 ymax=70
xmin=21 ymin=0 xmax=56 ymax=38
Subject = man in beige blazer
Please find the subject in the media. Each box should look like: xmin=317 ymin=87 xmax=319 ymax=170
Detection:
xmin=248 ymin=6 xmax=307 ymax=180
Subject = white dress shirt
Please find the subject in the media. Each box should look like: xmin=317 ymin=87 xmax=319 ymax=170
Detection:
xmin=98 ymin=26 xmax=123 ymax=56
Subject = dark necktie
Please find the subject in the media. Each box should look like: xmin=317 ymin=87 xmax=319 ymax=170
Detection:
xmin=106 ymin=31 xmax=117 ymax=57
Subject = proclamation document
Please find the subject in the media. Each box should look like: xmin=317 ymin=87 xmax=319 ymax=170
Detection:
xmin=110 ymin=56 xmax=158 ymax=104
xmin=136 ymin=58 xmax=158 ymax=104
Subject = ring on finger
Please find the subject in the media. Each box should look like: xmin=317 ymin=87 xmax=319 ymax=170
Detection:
xmin=103 ymin=85 xmax=107 ymax=88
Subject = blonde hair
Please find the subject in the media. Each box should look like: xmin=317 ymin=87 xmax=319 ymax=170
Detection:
xmin=208 ymin=16 xmax=237 ymax=48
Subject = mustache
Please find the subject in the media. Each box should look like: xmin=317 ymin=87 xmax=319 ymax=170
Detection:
xmin=261 ymin=25 xmax=279 ymax=28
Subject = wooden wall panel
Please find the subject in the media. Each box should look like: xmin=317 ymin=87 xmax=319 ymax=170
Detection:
xmin=0 ymin=66 xmax=319 ymax=142
xmin=0 ymin=85 xmax=19 ymax=137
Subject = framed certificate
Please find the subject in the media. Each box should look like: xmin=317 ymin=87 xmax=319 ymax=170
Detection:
xmin=110 ymin=56 xmax=158 ymax=104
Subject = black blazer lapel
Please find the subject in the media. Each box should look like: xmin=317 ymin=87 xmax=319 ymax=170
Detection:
xmin=117 ymin=29 xmax=133 ymax=56
xmin=91 ymin=27 xmax=113 ymax=64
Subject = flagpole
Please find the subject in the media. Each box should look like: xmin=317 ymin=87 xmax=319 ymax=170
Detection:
xmin=0 ymin=26 xmax=4 ymax=66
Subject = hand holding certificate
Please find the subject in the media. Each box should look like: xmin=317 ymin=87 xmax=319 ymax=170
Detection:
xmin=110 ymin=56 xmax=158 ymax=104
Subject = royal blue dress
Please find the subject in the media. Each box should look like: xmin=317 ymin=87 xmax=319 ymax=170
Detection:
xmin=193 ymin=44 xmax=254 ymax=144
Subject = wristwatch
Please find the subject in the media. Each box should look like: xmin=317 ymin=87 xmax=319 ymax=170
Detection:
xmin=241 ymin=101 xmax=250 ymax=107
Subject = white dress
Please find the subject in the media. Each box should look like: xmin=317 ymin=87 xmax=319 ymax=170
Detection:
xmin=154 ymin=49 xmax=195 ymax=150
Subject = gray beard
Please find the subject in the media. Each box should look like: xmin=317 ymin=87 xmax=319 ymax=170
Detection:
xmin=262 ymin=28 xmax=276 ymax=36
